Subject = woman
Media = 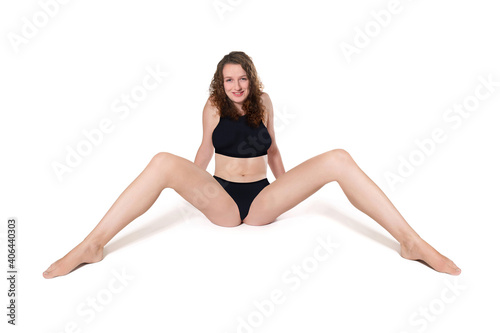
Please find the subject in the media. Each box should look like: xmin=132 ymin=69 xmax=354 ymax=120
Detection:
xmin=43 ymin=51 xmax=461 ymax=278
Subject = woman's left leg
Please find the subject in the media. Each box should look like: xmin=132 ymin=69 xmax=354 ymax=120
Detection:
xmin=243 ymin=149 xmax=461 ymax=275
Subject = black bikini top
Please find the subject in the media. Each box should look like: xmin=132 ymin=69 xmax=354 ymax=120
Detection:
xmin=212 ymin=114 xmax=272 ymax=158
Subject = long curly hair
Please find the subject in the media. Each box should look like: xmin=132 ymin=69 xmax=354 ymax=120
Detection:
xmin=209 ymin=51 xmax=265 ymax=128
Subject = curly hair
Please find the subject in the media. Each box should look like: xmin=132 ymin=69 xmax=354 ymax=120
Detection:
xmin=209 ymin=51 xmax=265 ymax=128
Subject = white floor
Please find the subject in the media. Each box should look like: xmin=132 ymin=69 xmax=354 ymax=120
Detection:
xmin=1 ymin=1 xmax=500 ymax=332
xmin=8 ymin=178 xmax=500 ymax=333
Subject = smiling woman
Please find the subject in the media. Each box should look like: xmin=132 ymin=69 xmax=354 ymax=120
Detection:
xmin=43 ymin=51 xmax=461 ymax=279
xmin=224 ymin=64 xmax=250 ymax=101
xmin=209 ymin=51 xmax=266 ymax=127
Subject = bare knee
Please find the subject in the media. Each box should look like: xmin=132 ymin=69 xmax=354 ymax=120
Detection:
xmin=328 ymin=148 xmax=352 ymax=161
xmin=324 ymin=148 xmax=355 ymax=180
xmin=147 ymin=152 xmax=177 ymax=187
xmin=326 ymin=149 xmax=354 ymax=165
xmin=151 ymin=152 xmax=175 ymax=166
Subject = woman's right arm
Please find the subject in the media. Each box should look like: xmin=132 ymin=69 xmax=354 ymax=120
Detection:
xmin=193 ymin=98 xmax=219 ymax=170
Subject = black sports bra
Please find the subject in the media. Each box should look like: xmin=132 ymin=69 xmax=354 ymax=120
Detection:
xmin=212 ymin=114 xmax=272 ymax=158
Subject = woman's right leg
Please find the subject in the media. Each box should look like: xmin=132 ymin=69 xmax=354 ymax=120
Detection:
xmin=43 ymin=152 xmax=241 ymax=279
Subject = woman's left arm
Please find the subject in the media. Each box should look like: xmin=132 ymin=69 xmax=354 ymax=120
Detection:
xmin=262 ymin=92 xmax=286 ymax=179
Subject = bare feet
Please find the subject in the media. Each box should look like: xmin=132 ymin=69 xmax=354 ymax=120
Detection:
xmin=43 ymin=242 xmax=104 ymax=279
xmin=400 ymin=237 xmax=461 ymax=275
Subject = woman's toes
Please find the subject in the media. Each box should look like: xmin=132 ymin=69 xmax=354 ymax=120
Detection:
xmin=447 ymin=260 xmax=461 ymax=275
xmin=43 ymin=264 xmax=57 ymax=278
xmin=401 ymin=239 xmax=461 ymax=275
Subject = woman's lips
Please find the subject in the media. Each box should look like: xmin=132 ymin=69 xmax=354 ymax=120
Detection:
xmin=233 ymin=91 xmax=244 ymax=97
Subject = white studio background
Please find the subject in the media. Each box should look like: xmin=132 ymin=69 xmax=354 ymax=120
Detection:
xmin=1 ymin=0 xmax=499 ymax=332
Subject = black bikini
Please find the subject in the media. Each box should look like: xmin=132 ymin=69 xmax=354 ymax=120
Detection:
xmin=212 ymin=114 xmax=272 ymax=220
xmin=212 ymin=114 xmax=271 ymax=158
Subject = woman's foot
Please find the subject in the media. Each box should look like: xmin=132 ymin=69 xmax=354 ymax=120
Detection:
xmin=401 ymin=237 xmax=461 ymax=275
xmin=43 ymin=241 xmax=104 ymax=279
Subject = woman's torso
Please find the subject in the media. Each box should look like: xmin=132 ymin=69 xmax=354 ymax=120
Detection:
xmin=212 ymin=113 xmax=270 ymax=182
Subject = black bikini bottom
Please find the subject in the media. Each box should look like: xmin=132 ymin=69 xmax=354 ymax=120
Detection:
xmin=213 ymin=175 xmax=270 ymax=221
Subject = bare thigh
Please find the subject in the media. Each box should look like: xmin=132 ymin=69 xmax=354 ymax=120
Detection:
xmin=154 ymin=153 xmax=241 ymax=227
xmin=243 ymin=149 xmax=350 ymax=226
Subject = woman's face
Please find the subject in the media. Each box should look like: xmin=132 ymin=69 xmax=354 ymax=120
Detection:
xmin=222 ymin=63 xmax=250 ymax=110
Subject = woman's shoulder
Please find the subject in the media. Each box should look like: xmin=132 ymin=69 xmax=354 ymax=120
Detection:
xmin=260 ymin=92 xmax=272 ymax=110
xmin=202 ymin=96 xmax=221 ymax=136
xmin=260 ymin=92 xmax=273 ymax=126
xmin=205 ymin=96 xmax=220 ymax=117
xmin=261 ymin=91 xmax=270 ymax=102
